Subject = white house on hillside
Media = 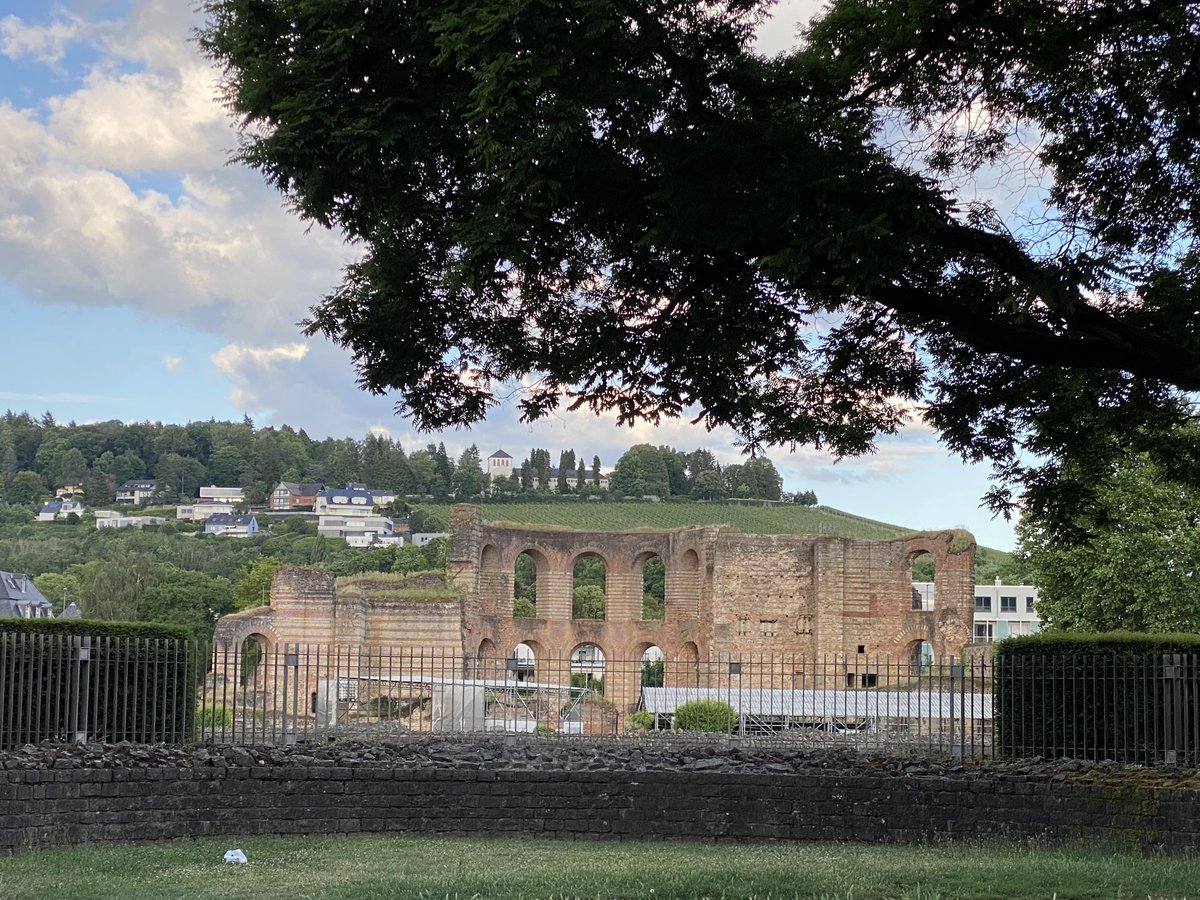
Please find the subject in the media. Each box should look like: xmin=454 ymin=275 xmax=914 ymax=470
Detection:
xmin=116 ymin=479 xmax=157 ymax=505
xmin=486 ymin=450 xmax=609 ymax=490
xmin=316 ymin=485 xmax=396 ymax=548
xmin=204 ymin=514 xmax=260 ymax=537
xmin=38 ymin=498 xmax=84 ymax=521
xmin=199 ymin=485 xmax=245 ymax=503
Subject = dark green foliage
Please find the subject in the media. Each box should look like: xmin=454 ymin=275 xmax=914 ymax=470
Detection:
xmin=570 ymin=672 xmax=604 ymax=695
xmin=512 ymin=597 xmax=536 ymax=618
xmin=0 ymin=624 xmax=197 ymax=747
xmin=628 ymin=710 xmax=655 ymax=731
xmin=642 ymin=555 xmax=665 ymax=620
xmin=641 ymin=659 xmax=664 ymax=688
xmin=513 ymin=551 xmax=536 ymax=612
xmin=995 ymin=633 xmax=1200 ymax=764
xmin=673 ymin=700 xmax=737 ymax=733
xmin=198 ymin=0 xmax=1200 ymax=536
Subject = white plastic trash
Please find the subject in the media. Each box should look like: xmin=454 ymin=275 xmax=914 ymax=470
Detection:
xmin=223 ymin=849 xmax=248 ymax=864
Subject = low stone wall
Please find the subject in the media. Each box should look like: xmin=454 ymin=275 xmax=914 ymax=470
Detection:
xmin=2 ymin=738 xmax=1198 ymax=857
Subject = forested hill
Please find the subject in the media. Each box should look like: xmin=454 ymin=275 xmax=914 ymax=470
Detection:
xmin=0 ymin=411 xmax=806 ymax=508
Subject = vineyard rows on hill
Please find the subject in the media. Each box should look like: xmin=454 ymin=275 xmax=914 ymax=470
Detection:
xmin=423 ymin=502 xmax=913 ymax=541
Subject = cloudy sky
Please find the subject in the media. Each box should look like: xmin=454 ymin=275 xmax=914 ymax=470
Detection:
xmin=0 ymin=0 xmax=1019 ymax=549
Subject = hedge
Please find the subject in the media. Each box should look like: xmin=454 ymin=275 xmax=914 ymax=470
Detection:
xmin=0 ymin=621 xmax=198 ymax=748
xmin=673 ymin=699 xmax=737 ymax=733
xmin=995 ymin=633 xmax=1200 ymax=764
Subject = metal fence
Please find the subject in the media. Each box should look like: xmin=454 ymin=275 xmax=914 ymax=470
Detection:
xmin=0 ymin=632 xmax=196 ymax=749
xmin=195 ymin=644 xmax=994 ymax=757
xmin=4 ymin=631 xmax=1197 ymax=767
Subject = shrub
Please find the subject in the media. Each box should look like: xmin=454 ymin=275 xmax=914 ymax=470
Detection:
xmin=628 ymin=710 xmax=655 ymax=731
xmin=673 ymin=699 xmax=737 ymax=733
xmin=995 ymin=632 xmax=1200 ymax=763
xmin=367 ymin=696 xmax=399 ymax=718
xmin=197 ymin=703 xmax=234 ymax=727
xmin=512 ymin=597 xmax=536 ymax=618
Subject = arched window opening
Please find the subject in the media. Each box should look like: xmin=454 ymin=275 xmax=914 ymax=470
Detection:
xmin=911 ymin=552 xmax=935 ymax=610
xmin=572 ymin=553 xmax=607 ymax=620
xmin=570 ymin=643 xmax=606 ymax=695
xmin=641 ymin=555 xmax=665 ymax=620
xmin=238 ymin=633 xmax=267 ymax=687
xmin=911 ymin=640 xmax=934 ymax=673
xmin=513 ymin=642 xmax=537 ymax=683
xmin=513 ymin=551 xmax=537 ymax=617
xmin=640 ymin=645 xmax=665 ymax=687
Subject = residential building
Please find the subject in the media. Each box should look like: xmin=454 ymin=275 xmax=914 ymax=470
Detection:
xmin=198 ymin=485 xmax=245 ymax=504
xmin=115 ymin=479 xmax=157 ymax=505
xmin=411 ymin=532 xmax=449 ymax=547
xmin=971 ymin=580 xmax=1041 ymax=643
xmin=54 ymin=485 xmax=84 ymax=499
xmin=95 ymin=515 xmax=166 ymax=529
xmin=345 ymin=483 xmax=397 ymax=508
xmin=914 ymin=579 xmax=1041 ymax=643
xmin=176 ymin=501 xmax=237 ymax=522
xmin=37 ymin=498 xmax=84 ymax=521
xmin=316 ymin=485 xmax=395 ymax=548
xmin=486 ymin=450 xmax=609 ymax=491
xmin=204 ymin=514 xmax=260 ymax=537
xmin=0 ymin=572 xmax=52 ymax=619
xmin=270 ymin=482 xmax=324 ymax=510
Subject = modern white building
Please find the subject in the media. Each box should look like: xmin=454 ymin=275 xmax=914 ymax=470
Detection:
xmin=912 ymin=580 xmax=1042 ymax=643
xmin=199 ymin=485 xmax=245 ymax=503
xmin=410 ymin=532 xmax=449 ymax=547
xmin=176 ymin=501 xmax=237 ymax=521
xmin=95 ymin=515 xmax=166 ymax=529
xmin=316 ymin=485 xmax=396 ymax=548
xmin=115 ymin=479 xmax=157 ymax=505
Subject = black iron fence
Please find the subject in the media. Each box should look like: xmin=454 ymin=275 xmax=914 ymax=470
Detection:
xmin=194 ymin=643 xmax=993 ymax=757
xmin=3 ymin=631 xmax=1197 ymax=767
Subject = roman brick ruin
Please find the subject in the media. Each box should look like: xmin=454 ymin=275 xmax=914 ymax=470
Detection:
xmin=212 ymin=504 xmax=974 ymax=716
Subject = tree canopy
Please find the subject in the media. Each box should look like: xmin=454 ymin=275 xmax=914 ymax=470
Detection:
xmin=200 ymin=0 xmax=1200 ymax=524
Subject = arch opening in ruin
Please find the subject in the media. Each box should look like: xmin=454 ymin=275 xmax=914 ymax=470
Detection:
xmin=639 ymin=553 xmax=665 ymax=621
xmin=570 ymin=642 xmax=606 ymax=695
xmin=238 ymin=632 xmax=269 ymax=687
xmin=910 ymin=550 xmax=935 ymax=610
xmin=513 ymin=641 xmax=539 ymax=682
xmin=909 ymin=639 xmax=934 ymax=672
xmin=513 ymin=550 xmax=539 ymax=617
xmin=639 ymin=644 xmax=665 ymax=687
xmin=572 ymin=552 xmax=607 ymax=621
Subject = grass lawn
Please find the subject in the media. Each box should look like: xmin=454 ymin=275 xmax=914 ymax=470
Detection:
xmin=0 ymin=834 xmax=1195 ymax=899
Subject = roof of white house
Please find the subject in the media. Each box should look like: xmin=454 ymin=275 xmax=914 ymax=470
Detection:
xmin=489 ymin=450 xmax=512 ymax=459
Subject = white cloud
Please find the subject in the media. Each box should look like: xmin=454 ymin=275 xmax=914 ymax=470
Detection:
xmin=0 ymin=13 xmax=83 ymax=65
xmin=211 ymin=341 xmax=309 ymax=375
xmin=163 ymin=355 xmax=182 ymax=372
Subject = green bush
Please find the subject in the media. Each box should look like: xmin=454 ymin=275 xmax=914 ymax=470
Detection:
xmin=367 ymin=696 xmax=399 ymax=718
xmin=197 ymin=703 xmax=234 ymax=727
xmin=995 ymin=632 xmax=1200 ymax=764
xmin=512 ymin=597 xmax=536 ymax=618
xmin=673 ymin=699 xmax=737 ymax=733
xmin=628 ymin=710 xmax=655 ymax=731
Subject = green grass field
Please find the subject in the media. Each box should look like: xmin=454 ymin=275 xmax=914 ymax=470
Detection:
xmin=0 ymin=834 xmax=1194 ymax=899
xmin=425 ymin=501 xmax=914 ymax=541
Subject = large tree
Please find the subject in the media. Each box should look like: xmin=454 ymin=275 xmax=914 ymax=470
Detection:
xmin=1018 ymin=445 xmax=1200 ymax=632
xmin=200 ymin=0 xmax=1200 ymax=524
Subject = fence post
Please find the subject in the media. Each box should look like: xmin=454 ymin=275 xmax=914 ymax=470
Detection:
xmin=1162 ymin=653 xmax=1183 ymax=765
xmin=68 ymin=635 xmax=91 ymax=744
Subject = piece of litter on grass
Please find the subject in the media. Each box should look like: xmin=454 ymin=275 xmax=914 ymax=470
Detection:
xmin=223 ymin=849 xmax=248 ymax=864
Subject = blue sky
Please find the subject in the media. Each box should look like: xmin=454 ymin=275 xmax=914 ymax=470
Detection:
xmin=0 ymin=0 xmax=1019 ymax=549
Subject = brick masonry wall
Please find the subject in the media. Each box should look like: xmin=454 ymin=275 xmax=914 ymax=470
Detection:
xmin=3 ymin=754 xmax=1199 ymax=857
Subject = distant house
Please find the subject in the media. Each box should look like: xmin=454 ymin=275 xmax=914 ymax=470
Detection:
xmin=115 ymin=479 xmax=157 ymax=505
xmin=176 ymin=501 xmax=236 ymax=522
xmin=270 ymin=482 xmax=324 ymax=511
xmin=198 ymin=485 xmax=245 ymax=504
xmin=316 ymin=485 xmax=395 ymax=548
xmin=37 ymin=498 xmax=84 ymax=521
xmin=486 ymin=450 xmax=609 ymax=491
xmin=345 ymin=483 xmax=397 ymax=508
xmin=0 ymin=572 xmax=52 ymax=619
xmin=95 ymin=515 xmax=166 ymax=530
xmin=410 ymin=532 xmax=449 ymax=547
xmin=55 ymin=485 xmax=84 ymax=499
xmin=204 ymin=514 xmax=260 ymax=537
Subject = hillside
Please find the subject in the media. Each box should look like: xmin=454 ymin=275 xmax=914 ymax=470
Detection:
xmin=424 ymin=501 xmax=913 ymax=541
xmin=418 ymin=501 xmax=1028 ymax=583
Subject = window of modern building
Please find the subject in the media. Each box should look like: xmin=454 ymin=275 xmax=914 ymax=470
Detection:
xmin=1000 ymin=596 xmax=1017 ymax=612
xmin=975 ymin=595 xmax=991 ymax=612
xmin=1026 ymin=596 xmax=1036 ymax=612
xmin=974 ymin=622 xmax=994 ymax=642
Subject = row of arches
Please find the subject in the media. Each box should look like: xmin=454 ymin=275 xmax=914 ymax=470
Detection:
xmin=510 ymin=550 xmax=671 ymax=622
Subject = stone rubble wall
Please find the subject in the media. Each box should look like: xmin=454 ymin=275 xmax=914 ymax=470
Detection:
xmin=2 ymin=738 xmax=1197 ymax=856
